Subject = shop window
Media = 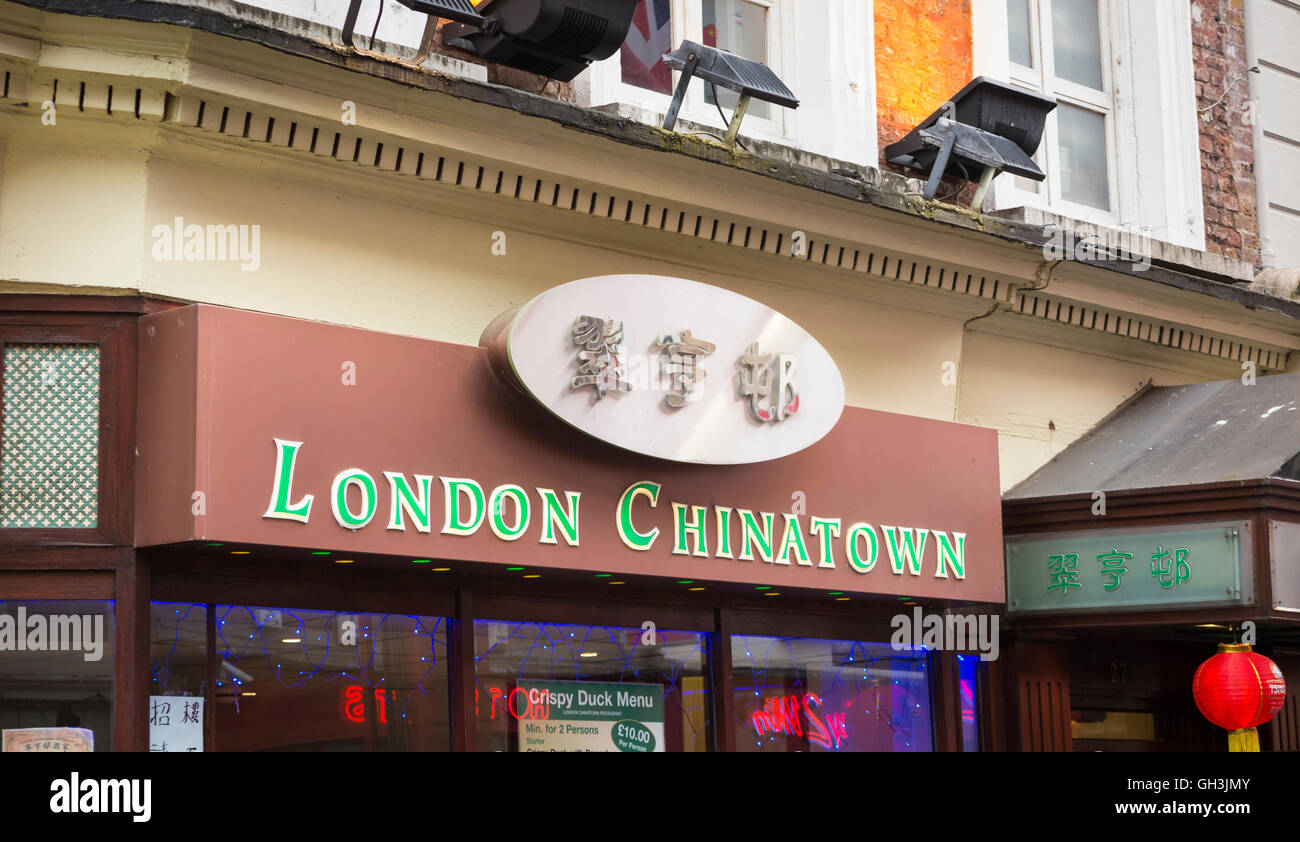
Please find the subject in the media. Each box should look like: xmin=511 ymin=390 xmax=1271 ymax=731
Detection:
xmin=150 ymin=603 xmax=451 ymax=751
xmin=0 ymin=345 xmax=100 ymax=528
xmin=474 ymin=620 xmax=710 ymax=752
xmin=957 ymin=653 xmax=980 ymax=752
xmin=732 ymin=634 xmax=933 ymax=752
xmin=149 ymin=602 xmax=209 ymax=752
xmin=0 ymin=600 xmax=115 ymax=752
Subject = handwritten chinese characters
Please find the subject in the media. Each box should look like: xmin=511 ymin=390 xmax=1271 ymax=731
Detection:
xmin=148 ymin=695 xmax=204 ymax=752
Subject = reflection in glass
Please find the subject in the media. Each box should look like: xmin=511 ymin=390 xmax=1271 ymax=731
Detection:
xmin=621 ymin=0 xmax=674 ymax=95
xmin=151 ymin=602 xmax=207 ymax=698
xmin=0 ymin=600 xmax=115 ymax=751
xmin=210 ymin=606 xmax=450 ymax=751
xmin=732 ymin=634 xmax=932 ymax=752
xmin=1008 ymin=0 xmax=1034 ymax=67
xmin=1052 ymin=0 xmax=1104 ymax=90
xmin=958 ymin=653 xmax=979 ymax=751
xmin=1057 ymin=102 xmax=1110 ymax=210
xmin=474 ymin=620 xmax=710 ymax=752
xmin=702 ymin=0 xmax=770 ymax=120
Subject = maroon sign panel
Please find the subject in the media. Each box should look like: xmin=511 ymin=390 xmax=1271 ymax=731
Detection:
xmin=136 ymin=305 xmax=1004 ymax=603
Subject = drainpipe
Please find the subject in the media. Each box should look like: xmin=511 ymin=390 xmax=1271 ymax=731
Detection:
xmin=1243 ymin=0 xmax=1275 ymax=269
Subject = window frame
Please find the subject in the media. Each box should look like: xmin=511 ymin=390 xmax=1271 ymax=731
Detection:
xmin=0 ymin=304 xmax=139 ymax=547
xmin=1001 ymin=0 xmax=1121 ymax=226
xmin=588 ymin=0 xmax=791 ymax=144
xmin=975 ymin=0 xmax=1206 ymax=248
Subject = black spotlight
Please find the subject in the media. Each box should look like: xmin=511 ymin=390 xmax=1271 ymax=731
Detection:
xmin=342 ymin=0 xmax=487 ymax=65
xmin=441 ymin=0 xmax=641 ymax=82
xmin=885 ymin=77 xmax=1056 ymax=208
xmin=660 ymin=40 xmax=798 ymax=149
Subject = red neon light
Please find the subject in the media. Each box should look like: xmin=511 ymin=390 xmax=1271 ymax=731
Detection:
xmin=750 ymin=692 xmax=848 ymax=749
xmin=506 ymin=687 xmax=551 ymax=721
xmin=341 ymin=686 xmax=388 ymax=724
xmin=489 ymin=687 xmax=503 ymax=720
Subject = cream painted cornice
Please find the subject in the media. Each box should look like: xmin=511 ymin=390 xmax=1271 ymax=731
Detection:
xmin=1 ymin=0 xmax=1296 ymax=374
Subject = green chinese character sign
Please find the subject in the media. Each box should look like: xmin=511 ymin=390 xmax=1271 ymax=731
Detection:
xmin=1006 ymin=523 xmax=1248 ymax=615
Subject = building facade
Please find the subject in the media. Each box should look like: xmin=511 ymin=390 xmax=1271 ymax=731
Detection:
xmin=0 ymin=0 xmax=1296 ymax=751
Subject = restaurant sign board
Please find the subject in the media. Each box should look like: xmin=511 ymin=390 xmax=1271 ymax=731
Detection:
xmin=135 ymin=306 xmax=1005 ymax=603
xmin=483 ymin=275 xmax=845 ymax=465
xmin=514 ymin=680 xmax=663 ymax=752
xmin=1005 ymin=521 xmax=1254 ymax=614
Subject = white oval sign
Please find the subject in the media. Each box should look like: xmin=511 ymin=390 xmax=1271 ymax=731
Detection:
xmin=494 ymin=275 xmax=845 ymax=465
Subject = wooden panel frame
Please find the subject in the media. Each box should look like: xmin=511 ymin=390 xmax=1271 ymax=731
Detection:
xmin=0 ymin=314 xmax=137 ymax=548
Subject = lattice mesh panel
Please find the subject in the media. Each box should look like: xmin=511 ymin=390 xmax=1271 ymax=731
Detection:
xmin=1 ymin=344 xmax=100 ymax=528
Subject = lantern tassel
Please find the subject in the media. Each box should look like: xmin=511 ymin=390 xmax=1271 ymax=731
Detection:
xmin=1228 ymin=728 xmax=1259 ymax=753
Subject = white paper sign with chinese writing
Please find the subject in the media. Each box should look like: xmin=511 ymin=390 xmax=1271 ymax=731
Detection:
xmin=149 ymin=696 xmax=204 ymax=752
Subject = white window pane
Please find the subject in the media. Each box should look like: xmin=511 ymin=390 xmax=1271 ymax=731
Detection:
xmin=1057 ymin=103 xmax=1110 ymax=210
xmin=1008 ymin=0 xmax=1033 ymax=67
xmin=1052 ymin=0 xmax=1104 ymax=90
xmin=703 ymin=0 xmax=770 ymax=119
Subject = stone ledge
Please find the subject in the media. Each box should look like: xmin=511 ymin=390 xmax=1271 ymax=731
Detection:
xmin=987 ymin=206 xmax=1256 ymax=285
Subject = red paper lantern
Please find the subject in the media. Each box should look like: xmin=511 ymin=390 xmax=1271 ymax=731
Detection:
xmin=1192 ymin=643 xmax=1287 ymax=751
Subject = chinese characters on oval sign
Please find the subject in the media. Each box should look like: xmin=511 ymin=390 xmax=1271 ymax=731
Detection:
xmin=500 ymin=274 xmax=847 ymax=465
xmin=570 ymin=315 xmax=630 ymax=400
xmin=570 ymin=315 xmax=798 ymax=422
xmin=656 ymin=330 xmax=716 ymax=408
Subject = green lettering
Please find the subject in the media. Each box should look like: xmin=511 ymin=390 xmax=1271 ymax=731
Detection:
xmin=263 ymin=438 xmax=314 ymax=522
xmin=617 ymin=481 xmax=661 ymax=551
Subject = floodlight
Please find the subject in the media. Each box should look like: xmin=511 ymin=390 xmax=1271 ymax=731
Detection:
xmin=885 ymin=77 xmax=1056 ymax=208
xmin=342 ymin=0 xmax=487 ymax=65
xmin=442 ymin=0 xmax=641 ymax=82
xmin=660 ymin=40 xmax=798 ymax=148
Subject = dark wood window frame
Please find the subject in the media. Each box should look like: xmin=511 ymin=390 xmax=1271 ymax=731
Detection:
xmin=0 ymin=303 xmax=142 ymax=548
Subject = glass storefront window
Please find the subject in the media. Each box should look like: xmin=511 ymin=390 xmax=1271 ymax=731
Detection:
xmin=151 ymin=602 xmax=208 ymax=698
xmin=731 ymin=634 xmax=933 ymax=752
xmin=150 ymin=603 xmax=451 ymax=751
xmin=474 ymin=620 xmax=710 ymax=752
xmin=0 ymin=600 xmax=114 ymax=752
xmin=214 ymin=606 xmax=450 ymax=751
xmin=957 ymin=653 xmax=980 ymax=751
